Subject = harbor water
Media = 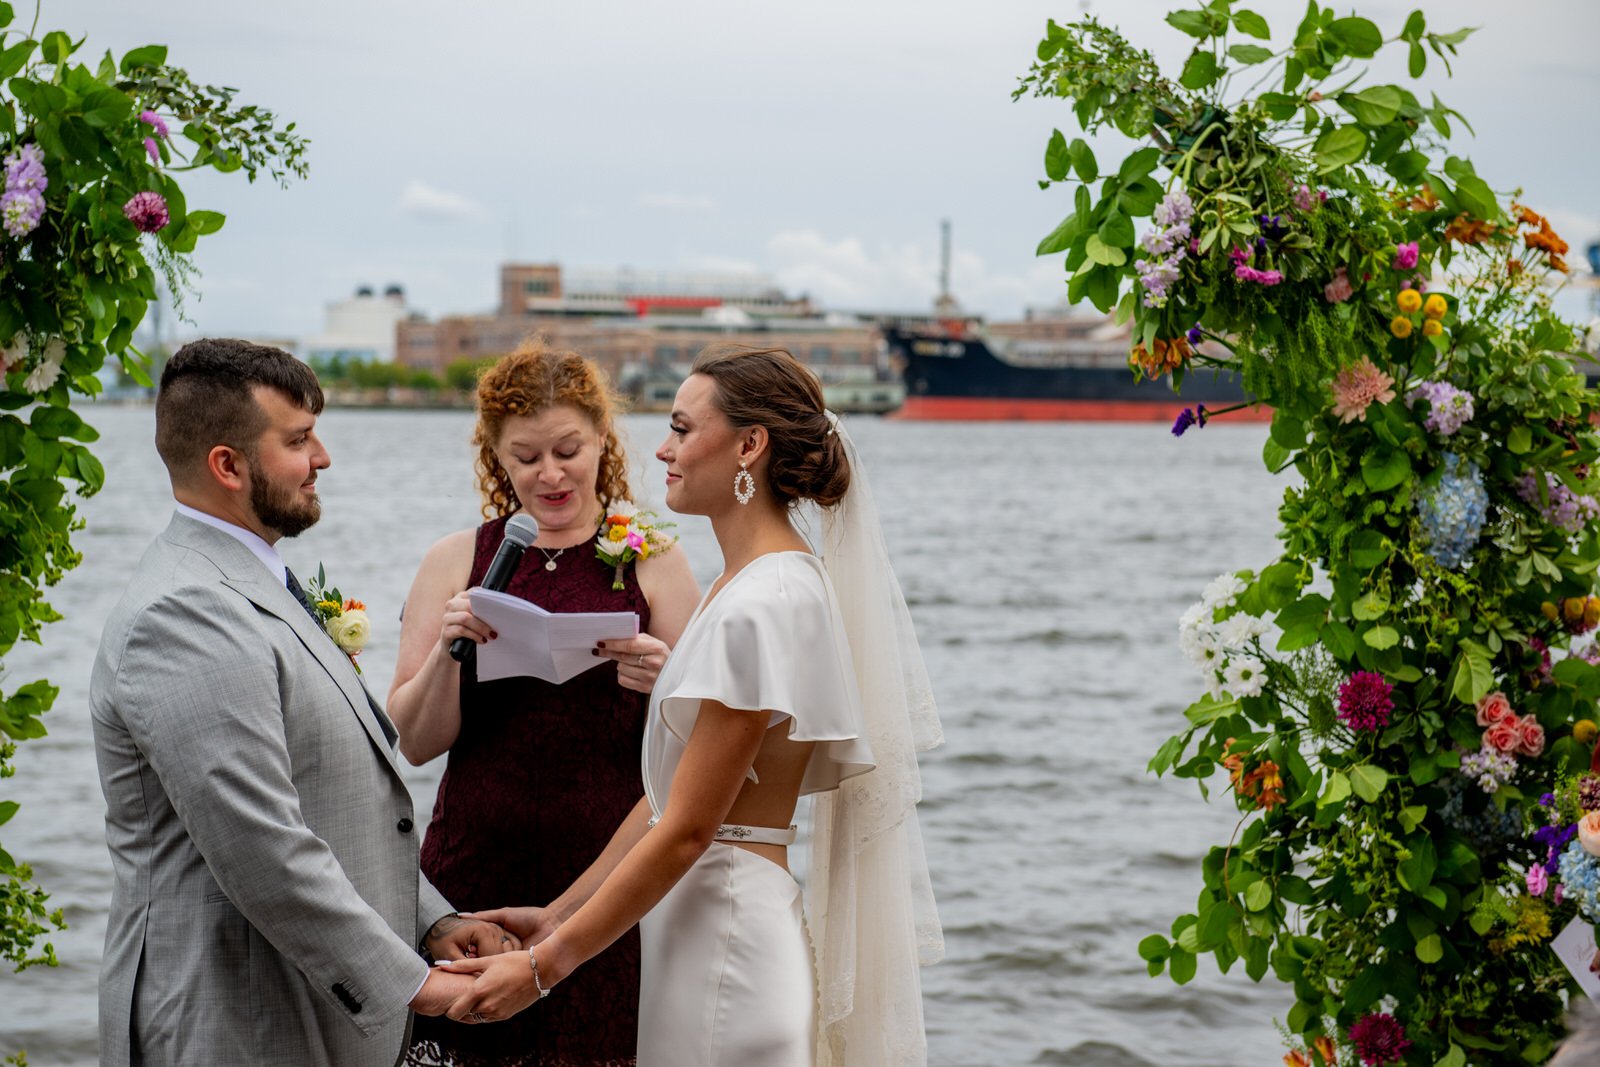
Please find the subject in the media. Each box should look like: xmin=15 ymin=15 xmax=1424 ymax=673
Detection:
xmin=1 ymin=406 xmax=1296 ymax=1065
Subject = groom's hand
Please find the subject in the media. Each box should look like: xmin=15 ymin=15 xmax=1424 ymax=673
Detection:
xmin=464 ymin=906 xmax=558 ymax=947
xmin=425 ymin=913 xmax=522 ymax=961
xmin=409 ymin=967 xmax=477 ymax=1016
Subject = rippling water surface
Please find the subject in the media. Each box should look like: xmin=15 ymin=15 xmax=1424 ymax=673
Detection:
xmin=2 ymin=407 xmax=1296 ymax=1065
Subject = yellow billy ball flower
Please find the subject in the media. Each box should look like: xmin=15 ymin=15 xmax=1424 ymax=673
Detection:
xmin=1390 ymin=315 xmax=1414 ymax=339
xmin=1397 ymin=288 xmax=1423 ymax=313
xmin=1423 ymin=293 xmax=1448 ymax=319
xmin=1576 ymin=719 xmax=1599 ymax=745
xmin=1422 ymin=319 xmax=1444 ymax=337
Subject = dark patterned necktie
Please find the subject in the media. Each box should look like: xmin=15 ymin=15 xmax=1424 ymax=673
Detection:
xmin=285 ymin=567 xmax=397 ymax=746
xmin=284 ymin=568 xmax=325 ymax=627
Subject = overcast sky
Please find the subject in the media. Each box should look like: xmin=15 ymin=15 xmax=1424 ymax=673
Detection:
xmin=66 ymin=0 xmax=1600 ymax=340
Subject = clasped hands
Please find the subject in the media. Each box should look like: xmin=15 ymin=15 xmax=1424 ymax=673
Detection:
xmin=428 ymin=906 xmax=559 ymax=1024
xmin=409 ymin=911 xmax=531 ymax=1016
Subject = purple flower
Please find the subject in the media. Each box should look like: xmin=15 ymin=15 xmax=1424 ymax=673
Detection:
xmin=1582 ymin=774 xmax=1600 ymax=811
xmin=144 ymin=137 xmax=160 ymax=164
xmin=1337 ymin=671 xmax=1394 ymax=731
xmin=1171 ymin=408 xmax=1197 ymax=437
xmin=1153 ymin=189 xmax=1193 ymax=228
xmin=139 ymin=109 xmax=169 ymax=140
xmin=3 ymin=143 xmax=46 ymax=194
xmin=1515 ymin=469 xmax=1600 ymax=533
xmin=1258 ymin=214 xmax=1286 ymax=239
xmin=1394 ymin=241 xmax=1420 ymax=270
xmin=1186 ymin=324 xmax=1203 ymax=347
xmin=0 ymin=188 xmax=43 ymax=237
xmin=123 ymin=190 xmax=169 ymax=233
xmin=1348 ymin=1013 xmax=1411 ymax=1066
xmin=1404 ymin=381 xmax=1474 ymax=437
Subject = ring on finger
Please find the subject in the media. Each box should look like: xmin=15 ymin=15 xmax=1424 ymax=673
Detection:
xmin=636 ymin=653 xmax=646 ymax=667
xmin=469 ymin=1011 xmax=486 ymax=1024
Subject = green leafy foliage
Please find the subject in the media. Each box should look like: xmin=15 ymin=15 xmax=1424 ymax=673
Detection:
xmin=0 ymin=16 xmax=307 ymax=1035
xmin=1023 ymin=4 xmax=1593 ymax=1064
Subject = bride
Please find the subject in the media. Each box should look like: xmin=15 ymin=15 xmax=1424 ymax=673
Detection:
xmin=438 ymin=345 xmax=943 ymax=1065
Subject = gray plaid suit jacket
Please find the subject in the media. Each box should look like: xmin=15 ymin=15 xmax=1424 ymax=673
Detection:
xmin=90 ymin=513 xmax=454 ymax=1066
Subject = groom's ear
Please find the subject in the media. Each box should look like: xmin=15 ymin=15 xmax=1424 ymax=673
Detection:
xmin=205 ymin=443 xmax=250 ymax=493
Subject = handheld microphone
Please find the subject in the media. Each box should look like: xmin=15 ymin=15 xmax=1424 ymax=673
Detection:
xmin=450 ymin=513 xmax=539 ymax=663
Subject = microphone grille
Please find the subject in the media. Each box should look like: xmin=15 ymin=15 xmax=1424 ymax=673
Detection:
xmin=504 ymin=514 xmax=540 ymax=548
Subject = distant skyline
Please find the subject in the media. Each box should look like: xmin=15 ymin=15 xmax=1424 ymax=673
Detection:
xmin=66 ymin=0 xmax=1600 ymax=340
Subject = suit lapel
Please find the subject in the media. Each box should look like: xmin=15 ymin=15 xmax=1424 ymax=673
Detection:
xmin=163 ymin=515 xmax=404 ymax=771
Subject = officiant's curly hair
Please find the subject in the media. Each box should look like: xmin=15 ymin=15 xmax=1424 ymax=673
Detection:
xmin=472 ymin=337 xmax=632 ymax=519
xmin=693 ymin=344 xmax=850 ymax=508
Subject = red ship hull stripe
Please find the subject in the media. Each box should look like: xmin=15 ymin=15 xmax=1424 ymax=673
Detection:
xmin=888 ymin=396 xmax=1274 ymax=422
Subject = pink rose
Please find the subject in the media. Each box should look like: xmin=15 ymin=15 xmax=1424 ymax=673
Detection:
xmin=1485 ymin=714 xmax=1521 ymax=753
xmin=1517 ymin=718 xmax=1545 ymax=757
xmin=1581 ymin=812 xmax=1600 ymax=859
xmin=1394 ymin=241 xmax=1420 ymax=270
xmin=1476 ymin=691 xmax=1512 ymax=727
xmin=1527 ymin=865 xmax=1548 ymax=896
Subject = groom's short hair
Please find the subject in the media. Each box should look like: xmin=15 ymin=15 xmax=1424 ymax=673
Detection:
xmin=155 ymin=338 xmax=324 ymax=479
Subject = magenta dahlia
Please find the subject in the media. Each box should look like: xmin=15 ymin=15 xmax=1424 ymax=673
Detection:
xmin=1337 ymin=671 xmax=1395 ymax=731
xmin=1348 ymin=1012 xmax=1411 ymax=1066
xmin=123 ymin=190 xmax=168 ymax=233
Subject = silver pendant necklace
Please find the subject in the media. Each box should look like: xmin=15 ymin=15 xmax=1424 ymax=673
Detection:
xmin=537 ymin=546 xmax=566 ymax=572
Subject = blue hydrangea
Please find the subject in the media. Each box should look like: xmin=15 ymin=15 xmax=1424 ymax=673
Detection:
xmin=1417 ymin=453 xmax=1489 ymax=569
xmin=1560 ymin=839 xmax=1600 ymax=921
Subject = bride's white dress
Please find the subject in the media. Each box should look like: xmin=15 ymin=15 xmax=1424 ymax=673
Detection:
xmin=636 ymin=552 xmax=873 ymax=1067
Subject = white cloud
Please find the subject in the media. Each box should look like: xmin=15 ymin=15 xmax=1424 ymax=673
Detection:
xmin=764 ymin=228 xmax=1069 ymax=317
xmin=396 ymin=181 xmax=487 ymax=223
xmin=637 ymin=192 xmax=716 ymax=213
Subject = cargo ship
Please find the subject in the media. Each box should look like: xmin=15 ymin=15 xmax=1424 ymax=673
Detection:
xmin=879 ymin=220 xmax=1265 ymax=422
xmin=880 ymin=316 xmax=1261 ymax=422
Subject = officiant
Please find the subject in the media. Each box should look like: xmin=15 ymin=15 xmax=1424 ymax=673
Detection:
xmin=388 ymin=339 xmax=699 ymax=1066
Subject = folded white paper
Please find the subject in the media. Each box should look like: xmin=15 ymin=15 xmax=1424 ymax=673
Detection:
xmin=1553 ymin=917 xmax=1600 ymax=1001
xmin=468 ymin=587 xmax=640 ymax=684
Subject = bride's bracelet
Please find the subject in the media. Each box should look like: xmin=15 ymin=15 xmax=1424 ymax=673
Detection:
xmin=528 ymin=946 xmax=552 ymax=999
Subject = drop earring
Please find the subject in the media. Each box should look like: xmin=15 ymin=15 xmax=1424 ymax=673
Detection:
xmin=733 ymin=463 xmax=756 ymax=505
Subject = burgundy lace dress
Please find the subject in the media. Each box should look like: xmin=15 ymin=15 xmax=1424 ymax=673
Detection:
xmin=410 ymin=515 xmax=651 ymax=1067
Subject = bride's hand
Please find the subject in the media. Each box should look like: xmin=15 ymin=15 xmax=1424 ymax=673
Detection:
xmin=593 ymin=633 xmax=670 ymax=694
xmin=463 ymin=906 xmax=558 ymax=946
xmin=439 ymin=947 xmax=557 ymax=1023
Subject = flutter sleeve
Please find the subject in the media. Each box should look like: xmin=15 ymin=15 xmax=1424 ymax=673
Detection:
xmin=656 ymin=555 xmax=874 ymax=795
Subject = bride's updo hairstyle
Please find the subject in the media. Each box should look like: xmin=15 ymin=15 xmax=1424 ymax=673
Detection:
xmin=472 ymin=336 xmax=632 ymax=519
xmin=692 ymin=344 xmax=851 ymax=508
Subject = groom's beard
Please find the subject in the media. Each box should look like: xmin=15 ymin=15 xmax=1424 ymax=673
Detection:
xmin=248 ymin=462 xmax=322 ymax=539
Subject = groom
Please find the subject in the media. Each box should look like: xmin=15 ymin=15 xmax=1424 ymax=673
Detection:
xmin=89 ymin=339 xmax=514 ymax=1066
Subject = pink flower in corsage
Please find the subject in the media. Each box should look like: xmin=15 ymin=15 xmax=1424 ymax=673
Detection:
xmin=595 ymin=508 xmax=678 ymax=591
xmin=1527 ymin=864 xmax=1549 ymax=896
xmin=1476 ymin=690 xmax=1513 ymax=726
xmin=1393 ymin=241 xmax=1420 ymax=270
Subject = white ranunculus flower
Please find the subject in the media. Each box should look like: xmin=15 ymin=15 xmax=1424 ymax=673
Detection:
xmin=325 ymin=609 xmax=370 ymax=654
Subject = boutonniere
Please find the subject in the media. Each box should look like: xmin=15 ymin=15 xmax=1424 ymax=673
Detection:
xmin=595 ymin=509 xmax=677 ymax=591
xmin=307 ymin=564 xmax=371 ymax=672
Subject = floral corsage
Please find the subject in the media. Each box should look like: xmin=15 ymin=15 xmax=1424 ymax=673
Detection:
xmin=595 ymin=509 xmax=677 ymax=591
xmin=307 ymin=564 xmax=371 ymax=672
